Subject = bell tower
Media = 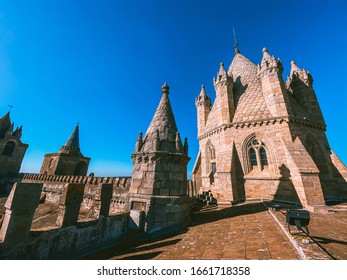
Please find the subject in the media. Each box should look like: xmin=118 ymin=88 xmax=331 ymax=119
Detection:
xmin=40 ymin=124 xmax=90 ymax=176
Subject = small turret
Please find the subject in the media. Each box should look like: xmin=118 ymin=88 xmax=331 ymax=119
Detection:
xmin=286 ymin=61 xmax=324 ymax=124
xmin=257 ymin=48 xmax=292 ymax=117
xmin=195 ymin=85 xmax=211 ymax=107
xmin=195 ymin=85 xmax=211 ymax=137
xmin=213 ymin=62 xmax=235 ymax=125
xmin=258 ymin=48 xmax=284 ymax=76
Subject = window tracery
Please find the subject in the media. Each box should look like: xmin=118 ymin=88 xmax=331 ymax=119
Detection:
xmin=247 ymin=138 xmax=268 ymax=171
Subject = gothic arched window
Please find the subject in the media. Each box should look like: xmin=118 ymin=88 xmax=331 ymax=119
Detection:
xmin=206 ymin=142 xmax=216 ymax=184
xmin=2 ymin=141 xmax=15 ymax=156
xmin=247 ymin=138 xmax=269 ymax=171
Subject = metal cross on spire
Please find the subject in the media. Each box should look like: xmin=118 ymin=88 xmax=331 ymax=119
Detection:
xmin=8 ymin=104 xmax=13 ymax=112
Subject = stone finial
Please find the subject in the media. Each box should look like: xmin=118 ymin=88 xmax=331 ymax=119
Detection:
xmin=200 ymin=84 xmax=207 ymax=96
xmin=258 ymin=47 xmax=283 ymax=75
xmin=183 ymin=137 xmax=189 ymax=156
xmin=175 ymin=131 xmax=183 ymax=153
xmin=290 ymin=61 xmax=300 ymax=74
xmin=135 ymin=131 xmax=143 ymax=152
xmin=214 ymin=61 xmax=233 ymax=87
xmin=219 ymin=62 xmax=225 ymax=71
xmin=162 ymin=82 xmax=169 ymax=95
xmin=262 ymin=47 xmax=271 ymax=60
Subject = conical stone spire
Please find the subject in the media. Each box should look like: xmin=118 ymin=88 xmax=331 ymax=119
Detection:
xmin=60 ymin=124 xmax=80 ymax=154
xmin=140 ymin=82 xmax=180 ymax=153
xmin=129 ymin=83 xmax=190 ymax=235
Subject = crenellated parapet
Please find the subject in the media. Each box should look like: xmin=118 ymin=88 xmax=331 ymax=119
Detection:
xmin=21 ymin=172 xmax=130 ymax=186
xmin=0 ymin=181 xmax=129 ymax=259
xmin=20 ymin=173 xmax=132 ymax=215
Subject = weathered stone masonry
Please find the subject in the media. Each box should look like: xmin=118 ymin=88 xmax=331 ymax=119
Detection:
xmin=193 ymin=47 xmax=347 ymax=210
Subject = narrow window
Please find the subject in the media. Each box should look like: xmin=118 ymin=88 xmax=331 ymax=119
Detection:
xmin=2 ymin=141 xmax=15 ymax=156
xmin=211 ymin=163 xmax=217 ymax=175
xmin=48 ymin=158 xmax=54 ymax=168
xmin=260 ymin=147 xmax=268 ymax=166
xmin=249 ymin=148 xmax=257 ymax=168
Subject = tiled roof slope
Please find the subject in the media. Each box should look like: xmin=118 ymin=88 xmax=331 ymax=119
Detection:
xmin=203 ymin=51 xmax=315 ymax=134
xmin=229 ymin=53 xmax=272 ymax=123
xmin=204 ymin=53 xmax=272 ymax=132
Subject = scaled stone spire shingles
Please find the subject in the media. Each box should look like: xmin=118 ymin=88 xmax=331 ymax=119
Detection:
xmin=228 ymin=52 xmax=272 ymax=123
xmin=141 ymin=82 xmax=179 ymax=153
xmin=204 ymin=52 xmax=272 ymax=132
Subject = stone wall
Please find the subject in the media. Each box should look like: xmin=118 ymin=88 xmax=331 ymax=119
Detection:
xmin=0 ymin=214 xmax=128 ymax=259
xmin=0 ymin=181 xmax=129 ymax=259
xmin=21 ymin=173 xmax=131 ymax=215
xmin=194 ymin=117 xmax=345 ymax=207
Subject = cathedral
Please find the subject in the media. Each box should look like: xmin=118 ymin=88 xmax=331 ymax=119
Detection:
xmin=193 ymin=46 xmax=347 ymax=211
xmin=1 ymin=44 xmax=347 ymax=212
xmin=1 ymin=42 xmax=347 ymax=258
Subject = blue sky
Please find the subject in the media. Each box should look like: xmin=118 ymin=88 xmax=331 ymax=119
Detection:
xmin=0 ymin=0 xmax=346 ymax=176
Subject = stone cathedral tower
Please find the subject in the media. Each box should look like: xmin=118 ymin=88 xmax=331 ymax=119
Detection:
xmin=129 ymin=83 xmax=191 ymax=235
xmin=40 ymin=124 xmax=90 ymax=176
xmin=0 ymin=112 xmax=28 ymax=177
xmin=193 ymin=46 xmax=347 ymax=212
